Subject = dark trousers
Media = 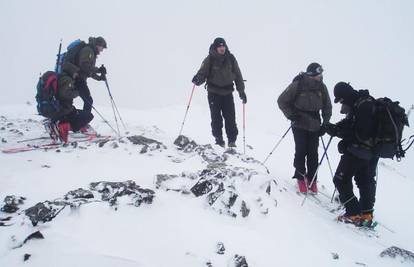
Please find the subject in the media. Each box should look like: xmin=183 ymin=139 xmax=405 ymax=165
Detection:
xmin=75 ymin=79 xmax=93 ymax=113
xmin=333 ymin=152 xmax=379 ymax=215
xmin=207 ymin=92 xmax=238 ymax=143
xmin=292 ymin=127 xmax=319 ymax=180
xmin=58 ymin=109 xmax=94 ymax=132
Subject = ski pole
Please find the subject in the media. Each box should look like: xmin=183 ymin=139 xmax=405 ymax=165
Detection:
xmin=104 ymin=79 xmax=120 ymax=137
xmin=320 ymin=137 xmax=337 ymax=203
xmin=262 ymin=125 xmax=292 ymax=166
xmin=243 ymin=103 xmax=246 ymax=154
xmin=103 ymin=74 xmax=127 ymax=132
xmin=301 ymin=135 xmax=333 ymax=206
xmin=54 ymin=39 xmax=63 ymax=73
xmin=90 ymin=105 xmax=120 ymax=138
xmin=178 ymin=84 xmax=196 ymax=137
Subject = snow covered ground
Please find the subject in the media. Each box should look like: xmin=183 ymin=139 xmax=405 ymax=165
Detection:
xmin=0 ymin=101 xmax=413 ymax=267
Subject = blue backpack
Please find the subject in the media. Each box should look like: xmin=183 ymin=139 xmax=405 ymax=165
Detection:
xmin=36 ymin=71 xmax=60 ymax=118
xmin=56 ymin=39 xmax=86 ymax=74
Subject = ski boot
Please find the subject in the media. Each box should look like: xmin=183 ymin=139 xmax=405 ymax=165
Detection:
xmin=58 ymin=122 xmax=71 ymax=143
xmin=228 ymin=142 xmax=237 ymax=148
xmin=337 ymin=214 xmax=362 ymax=225
xmin=297 ymin=179 xmax=308 ymax=193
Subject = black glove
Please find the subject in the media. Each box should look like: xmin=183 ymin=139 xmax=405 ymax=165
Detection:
xmin=325 ymin=123 xmax=338 ymax=137
xmin=318 ymin=124 xmax=326 ymax=137
xmin=98 ymin=65 xmax=107 ymax=76
xmin=192 ymin=75 xmax=203 ymax=86
xmin=96 ymin=73 xmax=107 ymax=81
xmin=239 ymin=91 xmax=247 ymax=104
xmin=337 ymin=140 xmax=348 ymax=154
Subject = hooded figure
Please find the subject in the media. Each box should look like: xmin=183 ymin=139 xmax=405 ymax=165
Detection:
xmin=325 ymin=82 xmax=379 ymax=226
xmin=192 ymin=37 xmax=246 ymax=148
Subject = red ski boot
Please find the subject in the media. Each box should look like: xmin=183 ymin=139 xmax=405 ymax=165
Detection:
xmin=297 ymin=179 xmax=308 ymax=193
xmin=58 ymin=122 xmax=71 ymax=143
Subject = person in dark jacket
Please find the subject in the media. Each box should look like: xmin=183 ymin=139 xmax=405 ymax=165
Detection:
xmin=192 ymin=37 xmax=246 ymax=148
xmin=62 ymin=36 xmax=107 ymax=113
xmin=325 ymin=82 xmax=379 ymax=226
xmin=278 ymin=63 xmax=332 ymax=193
xmin=51 ymin=75 xmax=94 ymax=143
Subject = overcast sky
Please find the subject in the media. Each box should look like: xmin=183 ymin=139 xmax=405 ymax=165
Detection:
xmin=1 ymin=0 xmax=413 ymax=115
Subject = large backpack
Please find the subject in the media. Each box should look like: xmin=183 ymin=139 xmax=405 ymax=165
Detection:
xmin=35 ymin=71 xmax=60 ymax=118
xmin=372 ymin=97 xmax=409 ymax=160
xmin=56 ymin=39 xmax=87 ymax=74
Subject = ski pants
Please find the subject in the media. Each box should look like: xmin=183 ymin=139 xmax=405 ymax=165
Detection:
xmin=57 ymin=109 xmax=94 ymax=132
xmin=333 ymin=152 xmax=379 ymax=215
xmin=292 ymin=127 xmax=319 ymax=180
xmin=207 ymin=92 xmax=238 ymax=143
xmin=75 ymin=79 xmax=93 ymax=113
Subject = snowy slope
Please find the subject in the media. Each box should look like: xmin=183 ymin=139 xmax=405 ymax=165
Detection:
xmin=1 ymin=102 xmax=413 ymax=267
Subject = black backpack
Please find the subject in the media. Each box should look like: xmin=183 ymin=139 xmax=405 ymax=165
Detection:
xmin=35 ymin=71 xmax=60 ymax=118
xmin=371 ymin=97 xmax=409 ymax=160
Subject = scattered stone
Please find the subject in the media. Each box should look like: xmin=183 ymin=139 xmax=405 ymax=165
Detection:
xmin=216 ymin=242 xmax=225 ymax=255
xmin=0 ymin=127 xmax=5 ymax=130
xmin=174 ymin=135 xmax=199 ymax=152
xmin=90 ymin=180 xmax=155 ymax=207
xmin=355 ymin=262 xmax=366 ymax=266
xmin=23 ymin=254 xmax=31 ymax=262
xmin=111 ymin=142 xmax=119 ymax=149
xmin=1 ymin=138 xmax=6 ymax=143
xmin=231 ymin=254 xmax=248 ymax=267
xmin=240 ymin=201 xmax=250 ymax=217
xmin=25 ymin=201 xmax=66 ymax=226
xmin=206 ymin=261 xmax=213 ymax=267
xmin=380 ymin=246 xmax=414 ymax=263
xmin=26 ymin=101 xmax=32 ymax=106
xmin=331 ymin=252 xmax=339 ymax=260
xmin=98 ymin=139 xmax=110 ymax=147
xmin=65 ymin=188 xmax=94 ymax=200
xmin=41 ymin=164 xmax=51 ymax=168
xmin=1 ymin=195 xmax=26 ymax=213
xmin=127 ymin=135 xmax=167 ymax=153
xmin=191 ymin=179 xmax=213 ymax=197
xmin=23 ymin=231 xmax=44 ymax=245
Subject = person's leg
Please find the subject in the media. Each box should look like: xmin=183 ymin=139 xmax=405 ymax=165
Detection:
xmin=208 ymin=92 xmax=224 ymax=145
xmin=69 ymin=110 xmax=94 ymax=132
xmin=354 ymin=157 xmax=379 ymax=215
xmin=292 ymin=127 xmax=307 ymax=179
xmin=306 ymin=130 xmax=320 ymax=181
xmin=333 ymin=153 xmax=361 ymax=215
xmin=76 ymin=79 xmax=93 ymax=113
xmin=222 ymin=94 xmax=238 ymax=144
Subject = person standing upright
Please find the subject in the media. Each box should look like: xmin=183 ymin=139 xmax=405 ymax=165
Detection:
xmin=278 ymin=63 xmax=332 ymax=193
xmin=192 ymin=37 xmax=246 ymax=148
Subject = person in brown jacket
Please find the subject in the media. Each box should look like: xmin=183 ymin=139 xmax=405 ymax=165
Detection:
xmin=192 ymin=37 xmax=246 ymax=148
xmin=277 ymin=63 xmax=332 ymax=193
xmin=62 ymin=36 xmax=107 ymax=113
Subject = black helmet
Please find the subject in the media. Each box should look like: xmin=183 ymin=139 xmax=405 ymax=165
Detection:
xmin=333 ymin=82 xmax=356 ymax=104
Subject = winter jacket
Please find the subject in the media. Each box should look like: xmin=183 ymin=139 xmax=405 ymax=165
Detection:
xmin=194 ymin=46 xmax=245 ymax=96
xmin=278 ymin=74 xmax=332 ymax=132
xmin=62 ymin=37 xmax=102 ymax=81
xmin=54 ymin=74 xmax=79 ymax=118
xmin=335 ymin=90 xmax=377 ymax=160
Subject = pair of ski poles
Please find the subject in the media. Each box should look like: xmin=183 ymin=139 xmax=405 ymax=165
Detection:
xmin=179 ymin=84 xmax=247 ymax=154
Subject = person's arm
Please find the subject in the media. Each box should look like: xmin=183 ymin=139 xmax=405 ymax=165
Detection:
xmin=78 ymin=47 xmax=100 ymax=77
xmin=321 ymin=84 xmax=332 ymax=124
xmin=59 ymin=77 xmax=79 ymax=100
xmin=277 ymin=82 xmax=299 ymax=120
xmin=354 ymin=100 xmax=376 ymax=142
xmin=232 ymin=55 xmax=245 ymax=93
xmin=192 ymin=56 xmax=211 ymax=85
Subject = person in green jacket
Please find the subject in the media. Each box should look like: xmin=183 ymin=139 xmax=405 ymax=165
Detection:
xmin=192 ymin=37 xmax=246 ymax=148
xmin=62 ymin=36 xmax=107 ymax=113
xmin=277 ymin=63 xmax=332 ymax=193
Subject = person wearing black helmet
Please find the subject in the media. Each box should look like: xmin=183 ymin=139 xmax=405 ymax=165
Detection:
xmin=325 ymin=82 xmax=379 ymax=226
xmin=192 ymin=37 xmax=246 ymax=148
xmin=278 ymin=62 xmax=332 ymax=193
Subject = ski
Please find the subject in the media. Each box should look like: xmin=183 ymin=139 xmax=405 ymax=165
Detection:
xmin=2 ymin=135 xmax=113 ymax=154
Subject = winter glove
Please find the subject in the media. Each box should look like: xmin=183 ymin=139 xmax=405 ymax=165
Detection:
xmin=318 ymin=124 xmax=326 ymax=137
xmin=95 ymin=73 xmax=107 ymax=81
xmin=98 ymin=65 xmax=107 ymax=76
xmin=239 ymin=91 xmax=247 ymax=104
xmin=325 ymin=123 xmax=339 ymax=137
xmin=337 ymin=140 xmax=348 ymax=154
xmin=192 ymin=75 xmax=203 ymax=86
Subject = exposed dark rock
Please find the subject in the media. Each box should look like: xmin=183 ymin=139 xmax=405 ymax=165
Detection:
xmin=232 ymin=254 xmax=248 ymax=267
xmin=1 ymin=195 xmax=26 ymax=213
xmin=1 ymin=138 xmax=6 ymax=143
xmin=23 ymin=231 xmax=44 ymax=245
xmin=23 ymin=254 xmax=31 ymax=262
xmin=90 ymin=180 xmax=155 ymax=207
xmin=25 ymin=201 xmax=66 ymax=226
xmin=380 ymin=246 xmax=414 ymax=262
xmin=216 ymin=242 xmax=225 ymax=255
xmin=127 ymin=135 xmax=166 ymax=153
xmin=240 ymin=201 xmax=250 ymax=218
xmin=65 ymin=188 xmax=94 ymax=200
xmin=191 ymin=179 xmax=213 ymax=197
xmin=174 ymin=135 xmax=199 ymax=152
xmin=331 ymin=252 xmax=339 ymax=260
